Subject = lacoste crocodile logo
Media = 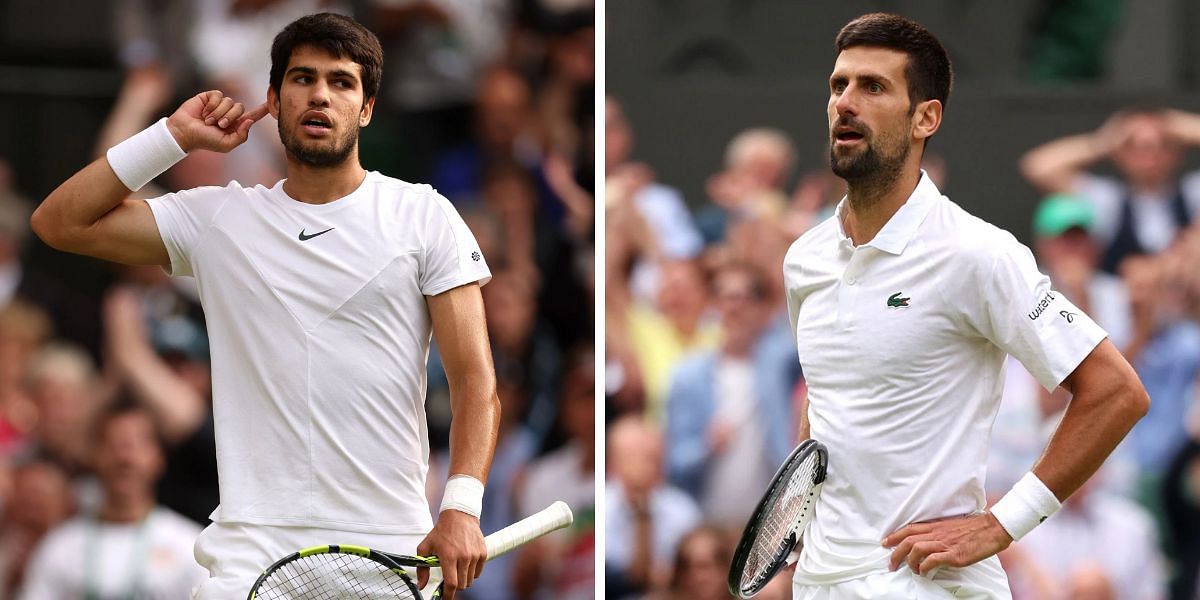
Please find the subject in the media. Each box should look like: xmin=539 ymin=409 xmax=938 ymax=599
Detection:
xmin=298 ymin=227 xmax=334 ymax=241
xmin=887 ymin=292 xmax=910 ymax=308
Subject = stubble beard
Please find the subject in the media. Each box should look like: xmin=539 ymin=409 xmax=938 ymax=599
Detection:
xmin=279 ymin=119 xmax=360 ymax=168
xmin=828 ymin=126 xmax=910 ymax=210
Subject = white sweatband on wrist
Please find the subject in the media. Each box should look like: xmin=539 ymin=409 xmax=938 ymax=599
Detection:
xmin=105 ymin=117 xmax=187 ymax=191
xmin=439 ymin=474 xmax=484 ymax=518
xmin=989 ymin=472 xmax=1062 ymax=541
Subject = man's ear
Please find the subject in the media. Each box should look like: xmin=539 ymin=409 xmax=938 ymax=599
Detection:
xmin=267 ymin=86 xmax=280 ymax=120
xmin=360 ymin=96 xmax=376 ymax=128
xmin=912 ymin=99 xmax=942 ymax=142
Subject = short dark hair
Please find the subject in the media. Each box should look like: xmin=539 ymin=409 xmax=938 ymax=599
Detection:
xmin=835 ymin=13 xmax=953 ymax=110
xmin=270 ymin=13 xmax=384 ymax=102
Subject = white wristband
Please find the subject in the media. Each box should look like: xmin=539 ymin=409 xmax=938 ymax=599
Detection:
xmin=989 ymin=472 xmax=1061 ymax=541
xmin=439 ymin=474 xmax=484 ymax=519
xmin=106 ymin=117 xmax=187 ymax=191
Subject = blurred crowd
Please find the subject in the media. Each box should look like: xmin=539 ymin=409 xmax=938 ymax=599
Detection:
xmin=0 ymin=1 xmax=594 ymax=599
xmin=604 ymin=98 xmax=1200 ymax=600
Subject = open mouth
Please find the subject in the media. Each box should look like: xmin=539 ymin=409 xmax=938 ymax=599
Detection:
xmin=301 ymin=112 xmax=333 ymax=135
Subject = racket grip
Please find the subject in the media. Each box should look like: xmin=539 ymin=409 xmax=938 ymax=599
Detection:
xmin=484 ymin=501 xmax=573 ymax=559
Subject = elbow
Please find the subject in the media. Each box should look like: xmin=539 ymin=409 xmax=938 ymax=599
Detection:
xmin=29 ymin=203 xmax=53 ymax=246
xmin=30 ymin=203 xmax=71 ymax=252
xmin=1113 ymin=374 xmax=1150 ymax=425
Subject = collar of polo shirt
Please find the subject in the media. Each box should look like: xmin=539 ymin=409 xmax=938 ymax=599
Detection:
xmin=835 ymin=170 xmax=942 ymax=255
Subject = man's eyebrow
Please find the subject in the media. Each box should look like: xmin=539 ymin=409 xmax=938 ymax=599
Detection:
xmin=284 ymin=66 xmax=360 ymax=81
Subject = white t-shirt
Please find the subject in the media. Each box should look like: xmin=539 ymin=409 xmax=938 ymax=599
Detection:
xmin=18 ymin=508 xmax=206 ymax=600
xmin=783 ymin=173 xmax=1106 ymax=586
xmin=146 ymin=171 xmax=491 ymax=533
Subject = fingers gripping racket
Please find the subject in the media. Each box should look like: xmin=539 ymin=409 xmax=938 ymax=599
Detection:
xmin=728 ymin=439 xmax=828 ymax=598
xmin=247 ymin=501 xmax=573 ymax=599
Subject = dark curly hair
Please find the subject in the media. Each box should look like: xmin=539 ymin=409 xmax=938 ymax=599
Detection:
xmin=269 ymin=13 xmax=383 ymax=103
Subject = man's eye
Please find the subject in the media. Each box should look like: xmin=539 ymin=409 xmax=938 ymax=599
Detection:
xmin=868 ymin=82 xmax=883 ymax=93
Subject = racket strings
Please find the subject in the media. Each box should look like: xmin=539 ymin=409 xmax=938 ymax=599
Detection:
xmin=254 ymin=553 xmax=420 ymax=600
xmin=740 ymin=451 xmax=822 ymax=591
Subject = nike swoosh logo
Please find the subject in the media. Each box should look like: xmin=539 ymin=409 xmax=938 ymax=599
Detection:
xmin=298 ymin=227 xmax=334 ymax=241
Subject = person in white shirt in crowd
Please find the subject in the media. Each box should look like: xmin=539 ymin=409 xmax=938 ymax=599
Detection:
xmin=1007 ymin=472 xmax=1166 ymax=600
xmin=784 ymin=13 xmax=1147 ymax=598
xmin=18 ymin=403 xmax=206 ymax=600
xmin=1020 ymin=107 xmax=1200 ymax=273
xmin=605 ymin=414 xmax=701 ymax=597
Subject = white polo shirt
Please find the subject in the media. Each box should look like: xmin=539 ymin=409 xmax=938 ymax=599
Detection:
xmin=783 ymin=173 xmax=1106 ymax=587
xmin=147 ymin=171 xmax=490 ymax=534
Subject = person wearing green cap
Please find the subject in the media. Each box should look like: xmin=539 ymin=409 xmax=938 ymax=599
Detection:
xmin=1032 ymin=194 xmax=1131 ymax=351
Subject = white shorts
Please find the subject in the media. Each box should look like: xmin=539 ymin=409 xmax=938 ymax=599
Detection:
xmin=793 ymin=558 xmax=1011 ymax=600
xmin=192 ymin=521 xmax=435 ymax=599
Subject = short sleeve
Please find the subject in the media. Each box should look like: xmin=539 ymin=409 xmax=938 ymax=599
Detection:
xmin=419 ymin=192 xmax=491 ymax=296
xmin=145 ymin=185 xmax=231 ymax=277
xmin=966 ymin=235 xmax=1107 ymax=391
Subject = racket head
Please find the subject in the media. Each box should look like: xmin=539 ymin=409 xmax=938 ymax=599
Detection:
xmin=247 ymin=544 xmax=429 ymax=600
xmin=727 ymin=439 xmax=828 ymax=598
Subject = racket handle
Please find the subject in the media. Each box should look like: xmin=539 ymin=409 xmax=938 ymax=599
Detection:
xmin=484 ymin=501 xmax=573 ymax=559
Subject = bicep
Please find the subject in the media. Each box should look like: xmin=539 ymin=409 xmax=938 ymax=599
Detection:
xmin=427 ymin=282 xmax=494 ymax=382
xmin=1059 ymin=338 xmax=1137 ymax=398
xmin=82 ymin=198 xmax=169 ymax=266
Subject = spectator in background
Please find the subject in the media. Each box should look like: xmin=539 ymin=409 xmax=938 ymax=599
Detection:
xmin=23 ymin=345 xmax=102 ymax=487
xmin=624 ymin=259 xmax=719 ymax=422
xmin=1007 ymin=475 xmax=1166 ymax=600
xmin=102 ymin=288 xmax=218 ymax=525
xmin=1118 ymin=252 xmax=1200 ymax=494
xmin=665 ymin=263 xmax=796 ymax=529
xmin=1031 ymin=193 xmax=1133 ymax=346
xmin=363 ymin=0 xmax=514 ymax=181
xmin=605 ymin=415 xmax=701 ymax=598
xmin=644 ymin=526 xmax=731 ymax=600
xmin=0 ymin=460 xmax=73 ymax=598
xmin=513 ymin=349 xmax=594 ymax=600
xmin=1163 ymin=428 xmax=1200 ymax=600
xmin=698 ymin=128 xmax=797 ymax=245
xmin=1020 ymin=108 xmax=1200 ymax=273
xmin=434 ymin=66 xmax=541 ymax=202
xmin=18 ymin=404 xmax=205 ymax=599
xmin=0 ymin=302 xmax=52 ymax=453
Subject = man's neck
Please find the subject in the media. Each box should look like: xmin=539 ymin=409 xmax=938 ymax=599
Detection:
xmin=97 ymin=494 xmax=155 ymax=524
xmin=842 ymin=166 xmax=922 ymax=247
xmin=283 ymin=157 xmax=367 ymax=205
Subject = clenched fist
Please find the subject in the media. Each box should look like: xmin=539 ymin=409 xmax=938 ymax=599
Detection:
xmin=165 ymin=90 xmax=270 ymax=153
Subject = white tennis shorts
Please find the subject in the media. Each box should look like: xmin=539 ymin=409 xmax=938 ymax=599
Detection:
xmin=792 ymin=557 xmax=1011 ymax=599
xmin=192 ymin=521 xmax=434 ymax=599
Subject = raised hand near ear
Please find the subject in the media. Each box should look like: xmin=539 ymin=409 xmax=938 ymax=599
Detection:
xmin=166 ymin=90 xmax=271 ymax=153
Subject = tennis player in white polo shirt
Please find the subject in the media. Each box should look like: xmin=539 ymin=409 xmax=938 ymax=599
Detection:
xmin=784 ymin=13 xmax=1149 ymax=598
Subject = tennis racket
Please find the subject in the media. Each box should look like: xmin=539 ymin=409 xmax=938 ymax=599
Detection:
xmin=727 ymin=439 xmax=828 ymax=598
xmin=247 ymin=500 xmax=573 ymax=599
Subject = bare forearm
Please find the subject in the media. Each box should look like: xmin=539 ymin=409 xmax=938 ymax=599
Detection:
xmin=114 ymin=345 xmax=205 ymax=444
xmin=446 ymin=375 xmax=500 ymax=482
xmin=1019 ymin=133 xmax=1104 ymax=194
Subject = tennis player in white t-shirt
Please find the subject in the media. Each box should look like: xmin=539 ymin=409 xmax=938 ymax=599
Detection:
xmin=30 ymin=13 xmax=498 ymax=600
xmin=783 ymin=13 xmax=1149 ymax=599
